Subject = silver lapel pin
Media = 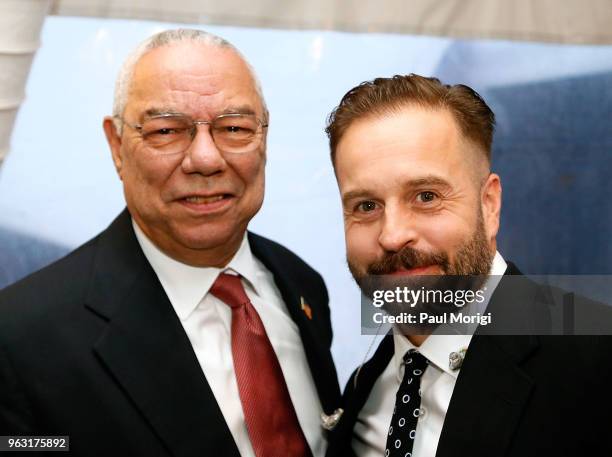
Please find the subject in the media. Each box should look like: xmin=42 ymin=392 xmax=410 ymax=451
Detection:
xmin=449 ymin=348 xmax=467 ymax=371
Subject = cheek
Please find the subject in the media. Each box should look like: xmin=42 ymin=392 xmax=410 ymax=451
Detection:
xmin=345 ymin=222 xmax=381 ymax=266
xmin=232 ymin=153 xmax=265 ymax=199
xmin=420 ymin=214 xmax=473 ymax=254
xmin=122 ymin=149 xmax=176 ymax=202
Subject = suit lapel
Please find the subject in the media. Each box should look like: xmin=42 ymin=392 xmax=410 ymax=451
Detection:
xmin=248 ymin=232 xmax=341 ymax=416
xmin=436 ymin=264 xmax=540 ymax=457
xmin=435 ymin=334 xmax=537 ymax=457
xmin=85 ymin=211 xmax=240 ymax=457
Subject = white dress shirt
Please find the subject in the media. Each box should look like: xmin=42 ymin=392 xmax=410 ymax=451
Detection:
xmin=353 ymin=252 xmax=508 ymax=457
xmin=133 ymin=221 xmax=325 ymax=457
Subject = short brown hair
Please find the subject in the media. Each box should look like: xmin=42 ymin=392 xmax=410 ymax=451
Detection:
xmin=325 ymin=74 xmax=495 ymax=166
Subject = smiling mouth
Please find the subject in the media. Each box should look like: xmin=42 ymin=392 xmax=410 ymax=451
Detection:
xmin=183 ymin=195 xmax=229 ymax=204
xmin=177 ymin=193 xmax=234 ymax=212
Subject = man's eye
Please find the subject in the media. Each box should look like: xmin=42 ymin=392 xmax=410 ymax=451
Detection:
xmin=416 ymin=191 xmax=437 ymax=203
xmin=356 ymin=201 xmax=378 ymax=212
xmin=144 ymin=127 xmax=184 ymax=137
xmin=213 ymin=125 xmax=255 ymax=138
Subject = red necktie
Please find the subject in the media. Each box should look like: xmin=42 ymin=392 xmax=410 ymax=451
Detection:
xmin=210 ymin=273 xmax=312 ymax=457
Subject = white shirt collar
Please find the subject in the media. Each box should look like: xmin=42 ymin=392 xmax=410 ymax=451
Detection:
xmin=132 ymin=219 xmax=261 ymax=321
xmin=392 ymin=250 xmax=507 ymax=380
xmin=490 ymin=250 xmax=508 ymax=277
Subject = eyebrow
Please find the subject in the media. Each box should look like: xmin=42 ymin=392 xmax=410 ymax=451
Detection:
xmin=341 ymin=190 xmax=373 ymax=207
xmin=341 ymin=175 xmax=452 ymax=206
xmin=142 ymin=108 xmax=184 ymax=120
xmin=143 ymin=105 xmax=256 ymax=118
xmin=405 ymin=175 xmax=452 ymax=190
xmin=222 ymin=105 xmax=256 ymax=116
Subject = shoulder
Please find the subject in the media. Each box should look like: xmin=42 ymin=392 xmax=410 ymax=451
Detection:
xmin=490 ymin=261 xmax=612 ymax=335
xmin=536 ymin=334 xmax=612 ymax=365
xmin=0 ymin=234 xmax=101 ymax=335
xmin=0 ymin=210 xmax=138 ymax=317
xmin=0 ymin=236 xmax=99 ymax=302
xmin=0 ymin=227 xmax=69 ymax=289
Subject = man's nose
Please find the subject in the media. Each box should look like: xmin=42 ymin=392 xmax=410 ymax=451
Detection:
xmin=377 ymin=205 xmax=419 ymax=253
xmin=181 ymin=124 xmax=226 ymax=176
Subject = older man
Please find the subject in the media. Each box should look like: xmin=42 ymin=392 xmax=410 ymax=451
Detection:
xmin=324 ymin=75 xmax=612 ymax=457
xmin=0 ymin=29 xmax=340 ymax=456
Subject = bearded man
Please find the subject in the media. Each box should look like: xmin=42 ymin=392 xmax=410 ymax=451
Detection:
xmin=324 ymin=74 xmax=612 ymax=457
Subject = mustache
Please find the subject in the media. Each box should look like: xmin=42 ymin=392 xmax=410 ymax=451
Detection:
xmin=367 ymin=245 xmax=450 ymax=275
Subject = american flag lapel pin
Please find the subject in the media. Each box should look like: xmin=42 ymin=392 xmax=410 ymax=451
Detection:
xmin=300 ymin=296 xmax=313 ymax=320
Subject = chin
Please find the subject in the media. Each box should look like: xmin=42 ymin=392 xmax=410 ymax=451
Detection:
xmin=174 ymin=224 xmax=245 ymax=251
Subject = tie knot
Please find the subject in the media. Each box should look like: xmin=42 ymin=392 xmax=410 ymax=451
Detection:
xmin=403 ymin=350 xmax=429 ymax=373
xmin=210 ymin=272 xmax=250 ymax=309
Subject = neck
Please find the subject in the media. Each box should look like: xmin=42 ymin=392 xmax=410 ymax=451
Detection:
xmin=167 ymin=244 xmax=240 ymax=268
xmin=406 ymin=334 xmax=428 ymax=346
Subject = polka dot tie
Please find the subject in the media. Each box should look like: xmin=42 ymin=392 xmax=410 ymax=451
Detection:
xmin=385 ymin=349 xmax=429 ymax=457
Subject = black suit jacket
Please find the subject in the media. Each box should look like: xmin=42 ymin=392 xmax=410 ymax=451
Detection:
xmin=326 ymin=263 xmax=612 ymax=457
xmin=0 ymin=210 xmax=341 ymax=456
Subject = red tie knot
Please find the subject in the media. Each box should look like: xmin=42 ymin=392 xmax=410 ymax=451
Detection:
xmin=210 ymin=272 xmax=251 ymax=309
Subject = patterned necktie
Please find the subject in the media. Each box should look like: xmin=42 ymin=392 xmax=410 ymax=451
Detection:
xmin=385 ymin=349 xmax=429 ymax=457
xmin=210 ymin=273 xmax=312 ymax=457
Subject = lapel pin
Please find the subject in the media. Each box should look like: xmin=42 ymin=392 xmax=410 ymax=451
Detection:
xmin=300 ymin=296 xmax=313 ymax=320
xmin=320 ymin=408 xmax=344 ymax=430
xmin=449 ymin=348 xmax=467 ymax=371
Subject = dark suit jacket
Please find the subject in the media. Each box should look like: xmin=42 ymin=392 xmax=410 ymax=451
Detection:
xmin=326 ymin=263 xmax=612 ymax=457
xmin=0 ymin=210 xmax=341 ymax=456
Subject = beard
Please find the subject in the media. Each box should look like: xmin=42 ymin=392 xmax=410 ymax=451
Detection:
xmin=350 ymin=209 xmax=493 ymax=333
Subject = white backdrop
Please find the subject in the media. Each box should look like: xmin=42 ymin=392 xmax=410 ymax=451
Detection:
xmin=2 ymin=16 xmax=612 ymax=383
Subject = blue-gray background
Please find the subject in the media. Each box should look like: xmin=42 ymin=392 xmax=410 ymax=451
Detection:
xmin=1 ymin=17 xmax=611 ymax=384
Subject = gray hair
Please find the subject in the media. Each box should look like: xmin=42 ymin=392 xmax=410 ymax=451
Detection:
xmin=112 ymin=28 xmax=267 ymax=132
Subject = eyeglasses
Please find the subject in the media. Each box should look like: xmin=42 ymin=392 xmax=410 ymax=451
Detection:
xmin=115 ymin=112 xmax=268 ymax=155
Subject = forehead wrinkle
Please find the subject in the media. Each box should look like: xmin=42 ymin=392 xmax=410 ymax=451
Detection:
xmin=341 ymin=172 xmax=404 ymax=201
xmin=163 ymin=82 xmax=259 ymax=118
xmin=162 ymin=60 xmax=258 ymax=99
xmin=166 ymin=72 xmax=223 ymax=95
xmin=157 ymin=89 xmax=224 ymax=119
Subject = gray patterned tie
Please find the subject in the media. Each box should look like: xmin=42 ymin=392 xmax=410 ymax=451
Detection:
xmin=385 ymin=349 xmax=429 ymax=457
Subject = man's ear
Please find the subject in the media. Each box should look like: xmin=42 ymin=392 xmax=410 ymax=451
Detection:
xmin=481 ymin=172 xmax=502 ymax=243
xmin=103 ymin=116 xmax=123 ymax=177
